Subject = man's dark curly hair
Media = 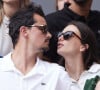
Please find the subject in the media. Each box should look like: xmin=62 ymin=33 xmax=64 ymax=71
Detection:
xmin=9 ymin=2 xmax=45 ymax=48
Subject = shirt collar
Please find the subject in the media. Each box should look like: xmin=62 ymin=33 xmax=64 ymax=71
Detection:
xmin=0 ymin=53 xmax=15 ymax=72
xmin=87 ymin=63 xmax=100 ymax=73
xmin=25 ymin=57 xmax=46 ymax=78
xmin=0 ymin=53 xmax=46 ymax=77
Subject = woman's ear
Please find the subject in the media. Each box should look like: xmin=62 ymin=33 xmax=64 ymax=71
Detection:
xmin=80 ymin=44 xmax=89 ymax=52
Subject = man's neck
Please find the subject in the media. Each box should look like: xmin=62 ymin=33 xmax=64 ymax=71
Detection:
xmin=11 ymin=45 xmax=37 ymax=75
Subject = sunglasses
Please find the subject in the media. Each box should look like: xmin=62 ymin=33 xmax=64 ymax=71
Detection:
xmin=27 ymin=24 xmax=48 ymax=34
xmin=57 ymin=31 xmax=81 ymax=40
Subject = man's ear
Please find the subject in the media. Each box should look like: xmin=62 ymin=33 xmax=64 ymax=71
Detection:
xmin=80 ymin=44 xmax=89 ymax=52
xmin=19 ymin=26 xmax=28 ymax=37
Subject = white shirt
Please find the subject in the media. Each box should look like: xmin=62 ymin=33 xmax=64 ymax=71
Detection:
xmin=0 ymin=53 xmax=72 ymax=90
xmin=69 ymin=63 xmax=100 ymax=90
xmin=0 ymin=16 xmax=13 ymax=56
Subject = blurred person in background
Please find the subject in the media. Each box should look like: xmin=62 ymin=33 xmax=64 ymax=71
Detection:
xmin=0 ymin=0 xmax=30 ymax=57
xmin=56 ymin=0 xmax=66 ymax=10
xmin=44 ymin=0 xmax=100 ymax=63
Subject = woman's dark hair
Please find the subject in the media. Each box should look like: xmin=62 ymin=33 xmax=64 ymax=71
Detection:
xmin=9 ymin=2 xmax=45 ymax=48
xmin=59 ymin=21 xmax=100 ymax=70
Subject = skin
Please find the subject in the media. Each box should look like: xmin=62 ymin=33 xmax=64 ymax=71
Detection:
xmin=56 ymin=0 xmax=69 ymax=10
xmin=95 ymin=81 xmax=100 ymax=90
xmin=57 ymin=25 xmax=82 ymax=57
xmin=57 ymin=0 xmax=65 ymax=10
xmin=3 ymin=0 xmax=18 ymax=3
xmin=12 ymin=13 xmax=52 ymax=75
xmin=2 ymin=0 xmax=30 ymax=18
xmin=57 ymin=25 xmax=88 ymax=80
xmin=3 ymin=0 xmax=20 ymax=18
xmin=27 ymin=14 xmax=52 ymax=53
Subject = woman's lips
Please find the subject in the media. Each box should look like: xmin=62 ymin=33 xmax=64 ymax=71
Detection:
xmin=57 ymin=43 xmax=64 ymax=49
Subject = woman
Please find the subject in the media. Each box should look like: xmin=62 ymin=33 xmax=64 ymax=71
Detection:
xmin=57 ymin=21 xmax=100 ymax=90
xmin=0 ymin=0 xmax=30 ymax=57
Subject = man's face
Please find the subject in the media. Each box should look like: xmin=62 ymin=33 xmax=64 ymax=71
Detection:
xmin=27 ymin=14 xmax=52 ymax=53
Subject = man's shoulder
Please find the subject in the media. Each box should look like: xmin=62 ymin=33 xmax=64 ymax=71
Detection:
xmin=39 ymin=59 xmax=65 ymax=71
xmin=0 ymin=58 xmax=3 ymax=67
xmin=0 ymin=58 xmax=5 ymax=71
xmin=0 ymin=53 xmax=11 ymax=70
xmin=0 ymin=57 xmax=5 ymax=64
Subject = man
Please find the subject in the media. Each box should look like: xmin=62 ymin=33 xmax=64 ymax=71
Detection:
xmin=45 ymin=0 xmax=100 ymax=63
xmin=0 ymin=3 xmax=72 ymax=90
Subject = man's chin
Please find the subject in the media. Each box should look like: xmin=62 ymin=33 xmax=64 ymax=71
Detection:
xmin=40 ymin=47 xmax=49 ymax=52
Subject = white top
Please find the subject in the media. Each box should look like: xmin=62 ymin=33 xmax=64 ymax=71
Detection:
xmin=0 ymin=16 xmax=13 ymax=56
xmin=69 ymin=63 xmax=100 ymax=90
xmin=0 ymin=53 xmax=72 ymax=90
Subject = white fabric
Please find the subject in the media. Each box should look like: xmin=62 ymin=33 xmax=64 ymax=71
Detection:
xmin=0 ymin=53 xmax=72 ymax=90
xmin=0 ymin=16 xmax=13 ymax=56
xmin=69 ymin=63 xmax=100 ymax=90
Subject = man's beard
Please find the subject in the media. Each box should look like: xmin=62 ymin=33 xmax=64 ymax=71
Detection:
xmin=39 ymin=47 xmax=49 ymax=53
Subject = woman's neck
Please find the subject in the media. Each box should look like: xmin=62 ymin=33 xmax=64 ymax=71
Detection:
xmin=64 ymin=55 xmax=85 ymax=81
xmin=3 ymin=1 xmax=20 ymax=18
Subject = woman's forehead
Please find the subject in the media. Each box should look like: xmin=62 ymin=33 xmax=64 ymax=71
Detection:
xmin=63 ymin=25 xmax=78 ymax=32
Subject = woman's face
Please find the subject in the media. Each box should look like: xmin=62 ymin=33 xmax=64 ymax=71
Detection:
xmin=57 ymin=24 xmax=83 ymax=57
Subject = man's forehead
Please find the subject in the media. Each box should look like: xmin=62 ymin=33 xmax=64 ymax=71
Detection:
xmin=33 ymin=14 xmax=46 ymax=24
